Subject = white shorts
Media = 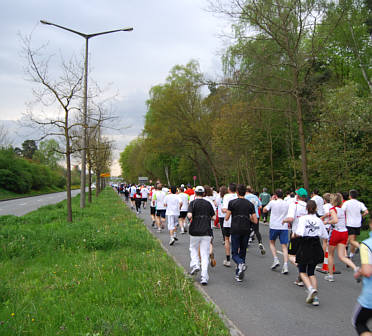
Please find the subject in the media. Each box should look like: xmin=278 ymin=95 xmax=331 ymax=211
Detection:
xmin=167 ymin=215 xmax=179 ymax=230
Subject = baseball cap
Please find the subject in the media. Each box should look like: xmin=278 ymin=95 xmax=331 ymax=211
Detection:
xmin=181 ymin=184 xmax=185 ymax=188
xmin=195 ymin=185 xmax=205 ymax=193
xmin=296 ymin=187 xmax=308 ymax=197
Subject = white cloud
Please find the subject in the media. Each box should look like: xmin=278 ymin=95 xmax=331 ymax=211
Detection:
xmin=0 ymin=0 xmax=229 ymax=176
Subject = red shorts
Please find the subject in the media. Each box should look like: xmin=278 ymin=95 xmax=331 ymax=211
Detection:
xmin=329 ymin=230 xmax=348 ymax=246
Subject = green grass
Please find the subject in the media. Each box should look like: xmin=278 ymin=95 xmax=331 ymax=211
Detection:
xmin=0 ymin=189 xmax=229 ymax=335
xmin=0 ymin=186 xmax=81 ymax=201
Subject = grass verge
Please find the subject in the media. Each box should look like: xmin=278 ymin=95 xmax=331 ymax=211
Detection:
xmin=0 ymin=189 xmax=229 ymax=335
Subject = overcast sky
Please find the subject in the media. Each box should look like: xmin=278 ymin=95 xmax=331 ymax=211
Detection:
xmin=0 ymin=0 xmax=231 ymax=175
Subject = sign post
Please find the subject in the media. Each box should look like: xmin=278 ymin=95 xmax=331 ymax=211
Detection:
xmin=193 ymin=175 xmax=197 ymax=187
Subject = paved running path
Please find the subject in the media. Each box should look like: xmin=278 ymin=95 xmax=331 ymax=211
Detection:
xmin=121 ymin=196 xmax=367 ymax=336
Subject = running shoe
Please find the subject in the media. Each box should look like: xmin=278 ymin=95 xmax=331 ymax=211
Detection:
xmin=157 ymin=228 xmax=162 ymax=233
xmin=312 ymin=296 xmax=319 ymax=306
xmin=324 ymin=274 xmax=335 ymax=282
xmin=173 ymin=234 xmax=178 ymax=241
xmin=293 ymin=278 xmax=304 ymax=287
xmin=151 ymin=221 xmax=155 ymax=227
xmin=181 ymin=228 xmax=185 ymax=234
xmin=271 ymin=259 xmax=280 ymax=270
xmin=169 ymin=237 xmax=175 ymax=246
xmin=258 ymin=243 xmax=266 ymax=255
xmin=238 ymin=263 xmax=245 ymax=280
xmin=235 ymin=275 xmax=242 ymax=282
xmin=200 ymin=279 xmax=208 ymax=286
xmin=223 ymin=260 xmax=231 ymax=267
xmin=306 ymin=288 xmax=318 ymax=304
xmin=281 ymin=264 xmax=289 ymax=274
xmin=210 ymin=253 xmax=216 ymax=267
xmin=189 ymin=266 xmax=200 ymax=275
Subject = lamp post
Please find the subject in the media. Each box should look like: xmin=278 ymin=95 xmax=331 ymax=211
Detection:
xmin=40 ymin=20 xmax=133 ymax=208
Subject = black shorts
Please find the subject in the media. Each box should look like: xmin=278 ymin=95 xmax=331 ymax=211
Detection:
xmin=142 ymin=198 xmax=147 ymax=202
xmin=222 ymin=224 xmax=231 ymax=238
xmin=352 ymin=303 xmax=372 ymax=336
xmin=347 ymin=226 xmax=361 ymax=236
xmin=130 ymin=197 xmax=135 ymax=201
xmin=179 ymin=211 xmax=187 ymax=219
xmin=150 ymin=206 xmax=156 ymax=215
xmin=288 ymin=236 xmax=300 ymax=255
xmin=156 ymin=209 xmax=166 ymax=218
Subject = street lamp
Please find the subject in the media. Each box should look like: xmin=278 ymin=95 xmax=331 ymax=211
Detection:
xmin=40 ymin=20 xmax=133 ymax=208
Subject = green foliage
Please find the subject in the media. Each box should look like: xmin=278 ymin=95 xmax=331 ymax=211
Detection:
xmin=33 ymin=139 xmax=63 ymax=169
xmin=0 ymin=189 xmax=229 ymax=336
xmin=21 ymin=140 xmax=37 ymax=159
xmin=0 ymin=148 xmax=66 ymax=194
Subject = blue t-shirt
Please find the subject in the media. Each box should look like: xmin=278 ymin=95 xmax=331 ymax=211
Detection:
xmin=358 ymin=232 xmax=372 ymax=309
xmin=245 ymin=193 xmax=261 ymax=217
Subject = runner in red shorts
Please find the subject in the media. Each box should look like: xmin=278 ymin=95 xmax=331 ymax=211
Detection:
xmin=324 ymin=193 xmax=358 ymax=282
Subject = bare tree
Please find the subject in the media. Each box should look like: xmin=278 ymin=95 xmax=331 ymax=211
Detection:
xmin=22 ymin=35 xmax=83 ymax=222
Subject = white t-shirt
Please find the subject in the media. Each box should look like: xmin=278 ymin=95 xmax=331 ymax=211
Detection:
xmin=342 ymin=199 xmax=368 ymax=228
xmin=222 ymin=193 xmax=237 ymax=228
xmin=204 ymin=196 xmax=216 ymax=212
xmin=153 ymin=190 xmax=166 ymax=210
xmin=130 ymin=186 xmax=137 ymax=197
xmin=266 ymin=199 xmax=289 ymax=230
xmin=178 ymin=192 xmax=189 ymax=212
xmin=164 ymin=194 xmax=181 ymax=216
xmin=323 ymin=203 xmax=333 ymax=229
xmin=311 ymin=194 xmax=325 ymax=216
xmin=286 ymin=200 xmax=308 ymax=232
xmin=295 ymin=214 xmax=329 ymax=239
xmin=141 ymin=187 xmax=149 ymax=198
xmin=330 ymin=206 xmax=347 ymax=232
xmin=286 ymin=197 xmax=296 ymax=205
xmin=215 ymin=194 xmax=224 ymax=218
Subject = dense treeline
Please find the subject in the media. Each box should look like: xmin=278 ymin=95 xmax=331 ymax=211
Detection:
xmin=0 ymin=148 xmax=66 ymax=193
xmin=119 ymin=0 xmax=372 ymax=208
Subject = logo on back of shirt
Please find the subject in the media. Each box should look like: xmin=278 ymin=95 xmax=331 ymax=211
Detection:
xmin=305 ymin=220 xmax=319 ymax=233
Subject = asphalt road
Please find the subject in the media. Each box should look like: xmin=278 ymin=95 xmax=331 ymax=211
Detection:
xmin=122 ymin=195 xmax=370 ymax=336
xmin=0 ymin=190 xmax=81 ymax=216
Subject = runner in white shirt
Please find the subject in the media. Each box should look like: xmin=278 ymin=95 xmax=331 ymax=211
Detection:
xmin=324 ymin=193 xmax=358 ymax=282
xmin=294 ymin=200 xmax=329 ymax=306
xmin=177 ymin=187 xmax=189 ymax=234
xmin=129 ymin=184 xmax=137 ymax=209
xmin=222 ymin=183 xmax=238 ymax=267
xmin=140 ymin=186 xmax=149 ymax=209
xmin=283 ymin=188 xmax=308 ymax=268
xmin=285 ymin=192 xmax=296 ymax=205
xmin=342 ymin=189 xmax=369 ymax=259
xmin=153 ymin=184 xmax=167 ymax=232
xmin=311 ymin=189 xmax=325 ymax=216
xmin=321 ymin=193 xmax=333 ymax=254
xmin=164 ymin=186 xmax=182 ymax=246
xmin=264 ymin=189 xmax=290 ymax=274
xmin=204 ymin=185 xmax=217 ymax=267
xmin=216 ymin=186 xmax=228 ymax=245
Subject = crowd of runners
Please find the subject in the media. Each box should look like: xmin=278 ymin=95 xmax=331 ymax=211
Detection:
xmin=115 ymin=182 xmax=371 ymax=335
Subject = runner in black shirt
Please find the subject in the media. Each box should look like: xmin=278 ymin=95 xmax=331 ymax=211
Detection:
xmin=225 ymin=184 xmax=257 ymax=282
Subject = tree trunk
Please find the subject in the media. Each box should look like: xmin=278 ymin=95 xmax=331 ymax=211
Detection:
xmin=65 ymin=124 xmax=72 ymax=222
xmin=295 ymin=92 xmax=309 ymax=190
xmin=199 ymin=146 xmax=219 ymax=189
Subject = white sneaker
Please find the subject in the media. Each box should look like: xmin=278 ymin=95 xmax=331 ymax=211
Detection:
xmin=200 ymin=279 xmax=208 ymax=286
xmin=223 ymin=260 xmax=231 ymax=267
xmin=271 ymin=259 xmax=280 ymax=270
xmin=281 ymin=264 xmax=289 ymax=274
xmin=169 ymin=237 xmax=175 ymax=246
xmin=238 ymin=263 xmax=245 ymax=280
xmin=189 ymin=266 xmax=200 ymax=275
xmin=324 ymin=274 xmax=335 ymax=282
xmin=306 ymin=288 xmax=318 ymax=304
xmin=312 ymin=296 xmax=319 ymax=306
xmin=258 ymin=243 xmax=266 ymax=255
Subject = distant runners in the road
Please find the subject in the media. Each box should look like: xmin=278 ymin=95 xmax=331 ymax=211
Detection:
xmin=153 ymin=184 xmax=167 ymax=232
xmin=259 ymin=188 xmax=271 ymax=223
xmin=178 ymin=186 xmax=190 ymax=234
